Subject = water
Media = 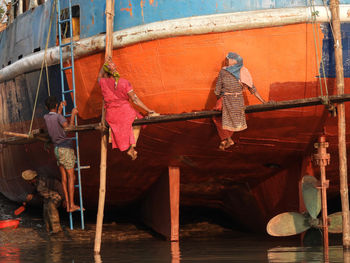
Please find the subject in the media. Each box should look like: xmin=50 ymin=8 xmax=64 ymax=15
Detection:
xmin=0 ymin=236 xmax=348 ymax=263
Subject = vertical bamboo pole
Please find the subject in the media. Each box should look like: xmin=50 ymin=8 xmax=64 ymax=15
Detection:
xmin=94 ymin=0 xmax=115 ymax=255
xmin=18 ymin=0 xmax=23 ymax=15
xmin=29 ymin=0 xmax=38 ymax=9
xmin=9 ymin=0 xmax=14 ymax=24
xmin=329 ymin=0 xmax=350 ymax=248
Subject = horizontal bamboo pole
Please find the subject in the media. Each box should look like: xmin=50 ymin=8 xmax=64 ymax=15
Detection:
xmin=134 ymin=94 xmax=350 ymax=125
xmin=2 ymin=94 xmax=350 ymax=144
xmin=65 ymin=123 xmax=104 ymax=132
xmin=2 ymin=128 xmax=43 ymax=138
xmin=3 ymin=131 xmax=30 ymax=138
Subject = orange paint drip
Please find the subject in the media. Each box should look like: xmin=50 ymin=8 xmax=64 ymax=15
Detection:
xmin=121 ymin=0 xmax=133 ymax=16
xmin=149 ymin=0 xmax=154 ymax=4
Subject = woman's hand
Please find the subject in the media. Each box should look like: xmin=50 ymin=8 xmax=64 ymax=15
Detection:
xmin=148 ymin=110 xmax=160 ymax=117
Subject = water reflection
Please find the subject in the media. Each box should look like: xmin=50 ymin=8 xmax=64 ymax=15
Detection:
xmin=2 ymin=237 xmax=350 ymax=262
xmin=344 ymin=249 xmax=350 ymax=263
xmin=171 ymin=242 xmax=180 ymax=263
xmin=0 ymin=244 xmax=20 ymax=263
xmin=94 ymin=254 xmax=102 ymax=263
xmin=45 ymin=242 xmax=62 ymax=263
xmin=267 ymin=246 xmax=344 ymax=262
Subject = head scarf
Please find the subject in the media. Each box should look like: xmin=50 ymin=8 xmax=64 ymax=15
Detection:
xmin=240 ymin=66 xmax=254 ymax=88
xmin=103 ymin=57 xmax=120 ymax=82
xmin=224 ymin=52 xmax=243 ymax=80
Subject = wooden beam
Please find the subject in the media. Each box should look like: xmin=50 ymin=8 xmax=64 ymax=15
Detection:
xmin=140 ymin=166 xmax=180 ymax=241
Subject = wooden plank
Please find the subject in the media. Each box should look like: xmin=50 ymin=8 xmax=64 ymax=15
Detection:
xmin=140 ymin=166 xmax=180 ymax=241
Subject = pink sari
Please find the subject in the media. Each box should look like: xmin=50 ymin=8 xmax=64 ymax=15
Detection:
xmin=99 ymin=78 xmax=143 ymax=151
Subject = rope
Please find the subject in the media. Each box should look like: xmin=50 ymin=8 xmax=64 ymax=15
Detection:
xmin=323 ymin=0 xmax=336 ymax=41
xmin=45 ymin=58 xmax=50 ymax=96
xmin=28 ymin=0 xmax=56 ymax=135
xmin=309 ymin=0 xmax=331 ymax=105
xmin=310 ymin=2 xmax=324 ymax=97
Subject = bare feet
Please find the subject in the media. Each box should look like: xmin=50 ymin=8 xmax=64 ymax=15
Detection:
xmin=218 ymin=140 xmax=227 ymax=150
xmin=65 ymin=202 xmax=70 ymax=212
xmin=127 ymin=147 xmax=138 ymax=160
xmin=69 ymin=204 xmax=85 ymax=212
xmin=218 ymin=138 xmax=235 ymax=150
xmin=225 ymin=138 xmax=234 ymax=149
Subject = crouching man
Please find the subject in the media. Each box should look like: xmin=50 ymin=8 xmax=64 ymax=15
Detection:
xmin=22 ymin=169 xmax=63 ymax=234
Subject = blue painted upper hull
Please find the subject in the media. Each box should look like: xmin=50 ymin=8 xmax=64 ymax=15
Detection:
xmin=2 ymin=0 xmax=350 ymax=70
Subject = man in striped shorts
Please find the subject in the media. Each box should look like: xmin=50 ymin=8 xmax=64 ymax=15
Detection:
xmin=44 ymin=96 xmax=80 ymax=213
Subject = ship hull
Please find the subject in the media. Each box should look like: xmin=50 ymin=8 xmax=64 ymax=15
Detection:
xmin=1 ymin=1 xmax=350 ymax=232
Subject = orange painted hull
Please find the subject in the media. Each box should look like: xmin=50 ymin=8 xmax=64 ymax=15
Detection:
xmin=70 ymin=24 xmax=324 ymax=120
xmin=57 ymin=23 xmax=345 ymax=229
xmin=1 ymin=23 xmax=348 ymax=231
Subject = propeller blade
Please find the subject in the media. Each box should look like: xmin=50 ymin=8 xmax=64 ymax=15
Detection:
xmin=302 ymin=175 xmax=321 ymax=219
xmin=267 ymin=212 xmax=310 ymax=236
xmin=328 ymin=212 xmax=343 ymax=233
xmin=303 ymin=228 xmax=322 ymax=246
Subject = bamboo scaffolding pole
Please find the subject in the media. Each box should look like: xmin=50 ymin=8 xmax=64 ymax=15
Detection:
xmin=3 ymin=131 xmax=30 ymax=138
xmin=94 ymin=0 xmax=114 ymax=255
xmin=2 ymin=128 xmax=43 ymax=139
xmin=329 ymin=0 xmax=350 ymax=249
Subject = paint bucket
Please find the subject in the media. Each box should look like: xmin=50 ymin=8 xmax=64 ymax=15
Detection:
xmin=0 ymin=219 xmax=20 ymax=230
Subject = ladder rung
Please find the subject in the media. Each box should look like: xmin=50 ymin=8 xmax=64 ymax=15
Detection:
xmin=75 ymin=165 xmax=91 ymax=171
xmin=59 ymin=18 xmax=70 ymax=24
xmin=62 ymin=89 xmax=73 ymax=94
xmin=63 ymin=113 xmax=72 ymax=117
xmin=60 ymin=42 xmax=73 ymax=48
xmin=74 ymin=184 xmax=79 ymax=187
xmin=62 ymin=66 xmax=72 ymax=71
xmin=70 ymin=208 xmax=83 ymax=213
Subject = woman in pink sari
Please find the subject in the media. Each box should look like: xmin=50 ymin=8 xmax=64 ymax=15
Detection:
xmin=98 ymin=57 xmax=158 ymax=160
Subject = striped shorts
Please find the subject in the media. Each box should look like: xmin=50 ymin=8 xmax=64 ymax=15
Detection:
xmin=54 ymin=147 xmax=76 ymax=170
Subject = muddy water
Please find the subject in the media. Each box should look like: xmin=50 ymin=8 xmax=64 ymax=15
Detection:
xmin=0 ymin=194 xmax=347 ymax=263
xmin=0 ymin=232 xmax=348 ymax=263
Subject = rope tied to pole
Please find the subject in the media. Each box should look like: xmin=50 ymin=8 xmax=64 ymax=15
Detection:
xmin=309 ymin=0 xmax=336 ymax=116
